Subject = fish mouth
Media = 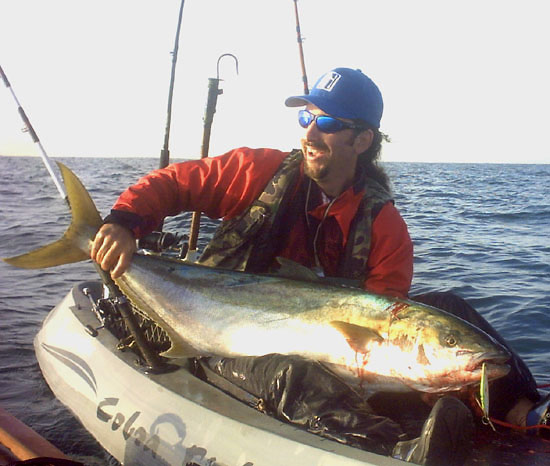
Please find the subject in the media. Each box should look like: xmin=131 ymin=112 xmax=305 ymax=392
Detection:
xmin=466 ymin=351 xmax=511 ymax=379
xmin=475 ymin=361 xmax=511 ymax=378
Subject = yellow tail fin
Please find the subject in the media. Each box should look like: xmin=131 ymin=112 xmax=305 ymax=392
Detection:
xmin=3 ymin=162 xmax=103 ymax=269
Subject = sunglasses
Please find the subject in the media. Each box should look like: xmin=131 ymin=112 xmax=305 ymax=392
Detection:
xmin=298 ymin=109 xmax=367 ymax=134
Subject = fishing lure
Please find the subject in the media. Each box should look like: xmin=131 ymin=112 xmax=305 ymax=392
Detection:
xmin=477 ymin=362 xmax=496 ymax=431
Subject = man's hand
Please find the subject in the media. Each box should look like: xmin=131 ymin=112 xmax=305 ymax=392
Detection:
xmin=91 ymin=223 xmax=137 ymax=279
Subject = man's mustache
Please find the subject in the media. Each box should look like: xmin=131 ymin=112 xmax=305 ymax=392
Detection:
xmin=301 ymin=139 xmax=328 ymax=152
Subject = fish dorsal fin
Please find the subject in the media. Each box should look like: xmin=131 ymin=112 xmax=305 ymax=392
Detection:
xmin=331 ymin=320 xmax=384 ymax=352
xmin=275 ymin=257 xmax=320 ymax=282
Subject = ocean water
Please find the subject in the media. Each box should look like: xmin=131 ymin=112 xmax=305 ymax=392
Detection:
xmin=0 ymin=156 xmax=548 ymax=464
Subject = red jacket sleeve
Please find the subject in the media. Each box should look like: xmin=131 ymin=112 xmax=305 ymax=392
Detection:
xmin=364 ymin=203 xmax=413 ymax=298
xmin=112 ymin=147 xmax=288 ymax=237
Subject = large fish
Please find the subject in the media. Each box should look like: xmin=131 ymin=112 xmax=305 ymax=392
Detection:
xmin=5 ymin=163 xmax=510 ymax=393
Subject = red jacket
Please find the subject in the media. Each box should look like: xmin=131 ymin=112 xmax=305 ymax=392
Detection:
xmin=112 ymin=147 xmax=413 ymax=297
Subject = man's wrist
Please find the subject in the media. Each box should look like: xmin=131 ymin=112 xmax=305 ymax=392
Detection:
xmin=103 ymin=210 xmax=142 ymax=237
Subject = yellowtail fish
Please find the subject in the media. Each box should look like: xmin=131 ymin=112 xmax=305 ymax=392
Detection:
xmin=4 ymin=163 xmax=512 ymax=394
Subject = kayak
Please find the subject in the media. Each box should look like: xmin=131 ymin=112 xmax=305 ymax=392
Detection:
xmin=0 ymin=404 xmax=72 ymax=464
xmin=34 ymin=280 xmax=550 ymax=466
xmin=34 ymin=280 xmax=403 ymax=466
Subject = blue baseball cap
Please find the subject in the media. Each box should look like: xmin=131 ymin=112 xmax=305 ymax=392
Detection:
xmin=285 ymin=68 xmax=383 ymax=128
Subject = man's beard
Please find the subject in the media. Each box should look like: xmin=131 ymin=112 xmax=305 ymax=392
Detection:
xmin=302 ymin=140 xmax=331 ymax=181
xmin=303 ymin=158 xmax=330 ymax=181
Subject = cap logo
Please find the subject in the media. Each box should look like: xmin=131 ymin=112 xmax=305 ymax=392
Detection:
xmin=316 ymin=71 xmax=341 ymax=92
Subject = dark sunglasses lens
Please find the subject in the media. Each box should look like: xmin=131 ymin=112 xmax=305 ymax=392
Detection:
xmin=298 ymin=110 xmax=312 ymax=128
xmin=316 ymin=115 xmax=345 ymax=133
xmin=298 ymin=110 xmax=349 ymax=133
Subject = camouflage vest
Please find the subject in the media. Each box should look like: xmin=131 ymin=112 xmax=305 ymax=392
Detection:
xmin=198 ymin=150 xmax=393 ymax=282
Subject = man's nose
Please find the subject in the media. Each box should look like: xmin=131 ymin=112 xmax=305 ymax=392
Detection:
xmin=304 ymin=120 xmax=321 ymax=139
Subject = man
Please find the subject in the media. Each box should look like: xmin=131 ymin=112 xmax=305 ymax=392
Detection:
xmin=93 ymin=68 xmax=412 ymax=297
xmin=91 ymin=68 xmax=547 ymax=464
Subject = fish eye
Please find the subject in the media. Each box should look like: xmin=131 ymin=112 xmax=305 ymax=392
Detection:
xmin=445 ymin=334 xmax=458 ymax=347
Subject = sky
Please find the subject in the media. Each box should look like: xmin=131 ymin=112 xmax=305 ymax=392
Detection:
xmin=1 ymin=0 xmax=549 ymax=164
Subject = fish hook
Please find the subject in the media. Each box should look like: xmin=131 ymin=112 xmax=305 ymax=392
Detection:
xmin=216 ymin=53 xmax=239 ymax=80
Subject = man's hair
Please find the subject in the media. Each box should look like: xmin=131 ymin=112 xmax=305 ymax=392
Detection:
xmin=355 ymin=127 xmax=391 ymax=192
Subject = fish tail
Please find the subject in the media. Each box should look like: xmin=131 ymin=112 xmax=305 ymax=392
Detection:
xmin=3 ymin=162 xmax=103 ymax=269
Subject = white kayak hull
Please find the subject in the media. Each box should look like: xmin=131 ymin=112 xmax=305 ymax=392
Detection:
xmin=34 ymin=282 xmax=402 ymax=466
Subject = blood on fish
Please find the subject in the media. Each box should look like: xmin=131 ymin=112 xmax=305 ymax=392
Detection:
xmin=385 ymin=302 xmax=410 ymax=320
xmin=354 ymin=349 xmax=371 ymax=389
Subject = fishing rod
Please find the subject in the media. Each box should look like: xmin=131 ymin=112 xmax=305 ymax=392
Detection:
xmin=293 ymin=0 xmax=309 ymax=94
xmin=185 ymin=53 xmax=238 ymax=261
xmin=0 ymin=64 xmax=67 ymax=202
xmin=159 ymin=0 xmax=186 ymax=169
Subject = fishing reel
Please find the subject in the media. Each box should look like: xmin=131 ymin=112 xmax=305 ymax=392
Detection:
xmin=138 ymin=231 xmax=189 ymax=257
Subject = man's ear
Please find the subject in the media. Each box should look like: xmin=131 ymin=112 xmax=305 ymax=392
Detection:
xmin=354 ymin=129 xmax=374 ymax=153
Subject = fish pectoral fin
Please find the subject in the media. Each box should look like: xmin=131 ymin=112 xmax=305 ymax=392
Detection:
xmin=274 ymin=257 xmax=320 ymax=282
xmin=331 ymin=320 xmax=384 ymax=352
